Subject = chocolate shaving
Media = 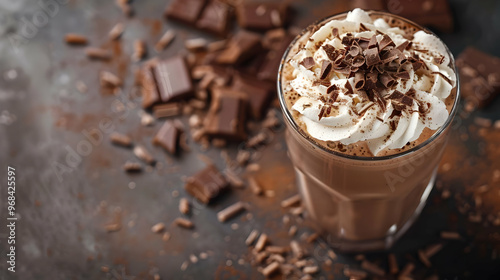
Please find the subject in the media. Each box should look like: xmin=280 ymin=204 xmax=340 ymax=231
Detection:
xmin=380 ymin=49 xmax=400 ymax=64
xmin=341 ymin=33 xmax=354 ymax=46
xmin=354 ymin=72 xmax=365 ymax=89
xmin=352 ymin=55 xmax=365 ymax=68
xmin=389 ymin=108 xmax=402 ymax=118
xmin=322 ymin=44 xmax=337 ymax=61
xmin=387 ymin=90 xmax=405 ymax=100
xmin=320 ymin=60 xmax=332 ymax=80
xmin=364 ymin=48 xmax=381 ymax=66
xmin=396 ymin=71 xmax=410 ymax=80
xmin=345 ymin=81 xmax=354 ymax=95
xmin=412 ymin=60 xmax=423 ymax=71
xmin=379 ymin=73 xmax=396 ymax=88
xmin=432 ymin=71 xmax=453 ymax=86
xmin=379 ymin=35 xmax=395 ymax=50
xmin=300 ymin=57 xmax=315 ymax=70
xmin=349 ymin=45 xmax=361 ymax=57
xmin=367 ymin=35 xmax=378 ymax=49
xmin=359 ymin=23 xmax=369 ymax=32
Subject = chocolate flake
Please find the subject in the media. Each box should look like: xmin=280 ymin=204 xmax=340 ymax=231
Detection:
xmin=379 ymin=34 xmax=395 ymax=51
xmin=367 ymin=35 xmax=378 ymax=49
xmin=300 ymin=57 xmax=315 ymax=70
xmin=322 ymin=44 xmax=337 ymax=61
xmin=320 ymin=60 xmax=332 ymax=80
xmin=364 ymin=48 xmax=381 ymax=66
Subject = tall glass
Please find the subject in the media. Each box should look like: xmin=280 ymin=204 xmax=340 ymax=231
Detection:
xmin=277 ymin=11 xmax=460 ymax=252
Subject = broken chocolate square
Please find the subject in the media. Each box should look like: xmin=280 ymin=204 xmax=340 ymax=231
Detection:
xmin=153 ymin=120 xmax=180 ymax=155
xmin=196 ymin=0 xmax=233 ymax=37
xmin=258 ymin=34 xmax=295 ymax=81
xmin=185 ymin=164 xmax=228 ymax=204
xmin=232 ymin=72 xmax=274 ymax=120
xmin=153 ymin=56 xmax=194 ymax=103
xmin=204 ymin=87 xmax=248 ymax=141
xmin=215 ymin=30 xmax=262 ymax=65
xmin=165 ymin=0 xmax=207 ymax=26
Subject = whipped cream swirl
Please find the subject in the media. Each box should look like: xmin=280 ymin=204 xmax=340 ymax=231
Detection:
xmin=287 ymin=9 xmax=456 ymax=156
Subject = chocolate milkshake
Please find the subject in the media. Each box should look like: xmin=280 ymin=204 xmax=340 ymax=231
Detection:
xmin=278 ymin=9 xmax=459 ymax=251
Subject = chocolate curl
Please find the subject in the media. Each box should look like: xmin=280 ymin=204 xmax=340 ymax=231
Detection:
xmin=379 ymin=34 xmax=395 ymax=51
xmin=396 ymin=71 xmax=410 ymax=80
xmin=380 ymin=49 xmax=400 ymax=64
xmin=341 ymin=33 xmax=354 ymax=46
xmin=322 ymin=44 xmax=337 ymax=61
xmin=379 ymin=73 xmax=397 ymax=88
xmin=354 ymin=72 xmax=365 ymax=89
xmin=352 ymin=55 xmax=365 ymax=68
xmin=365 ymin=72 xmax=378 ymax=90
xmin=364 ymin=48 xmax=381 ymax=66
xmin=348 ymin=45 xmax=361 ymax=57
xmin=367 ymin=35 xmax=378 ymax=49
xmin=345 ymin=81 xmax=354 ymax=95
xmin=320 ymin=60 xmax=332 ymax=80
xmin=396 ymin=41 xmax=411 ymax=52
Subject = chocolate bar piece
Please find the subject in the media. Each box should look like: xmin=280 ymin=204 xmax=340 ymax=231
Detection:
xmin=153 ymin=56 xmax=194 ymax=103
xmin=204 ymin=87 xmax=247 ymax=141
xmin=387 ymin=0 xmax=453 ymax=33
xmin=185 ymin=165 xmax=228 ymax=204
xmin=233 ymin=73 xmax=273 ymax=120
xmin=215 ymin=30 xmax=262 ymax=65
xmin=258 ymin=34 xmax=295 ymax=81
xmin=153 ymin=120 xmax=180 ymax=154
xmin=457 ymin=47 xmax=500 ymax=108
xmin=196 ymin=0 xmax=233 ymax=37
xmin=236 ymin=2 xmax=287 ymax=30
xmin=165 ymin=0 xmax=207 ymax=26
xmin=140 ymin=65 xmax=161 ymax=109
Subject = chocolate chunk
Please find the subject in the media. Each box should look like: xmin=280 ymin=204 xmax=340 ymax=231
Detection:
xmin=140 ymin=65 xmax=161 ymax=109
xmin=216 ymin=30 xmax=262 ymax=65
xmin=364 ymin=48 xmax=381 ymax=66
xmin=300 ymin=57 xmax=315 ymax=70
xmin=85 ymin=47 xmax=111 ymax=60
xmin=110 ymin=132 xmax=132 ymax=147
xmin=232 ymin=73 xmax=273 ymax=120
xmin=153 ymin=56 xmax=194 ymax=103
xmin=379 ymin=73 xmax=396 ymax=88
xmin=165 ymin=0 xmax=207 ymax=26
xmin=64 ymin=33 xmax=88 ymax=45
xmin=320 ymin=60 xmax=332 ymax=80
xmin=258 ymin=34 xmax=295 ymax=81
xmin=236 ymin=2 xmax=287 ymax=30
xmin=185 ymin=164 xmax=228 ymax=204
xmin=196 ymin=0 xmax=233 ymax=37
xmin=123 ymin=161 xmax=142 ymax=173
xmin=153 ymin=120 xmax=180 ymax=154
xmin=204 ymin=87 xmax=248 ymax=141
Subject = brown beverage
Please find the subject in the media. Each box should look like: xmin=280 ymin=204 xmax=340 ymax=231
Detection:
xmin=278 ymin=9 xmax=458 ymax=251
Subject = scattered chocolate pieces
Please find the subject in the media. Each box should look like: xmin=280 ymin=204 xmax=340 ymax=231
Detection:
xmin=85 ymin=47 xmax=111 ymax=60
xmin=204 ymin=87 xmax=248 ymax=141
xmin=217 ymin=201 xmax=246 ymax=222
xmin=185 ymin=164 xmax=228 ymax=204
xmin=153 ymin=120 xmax=180 ymax=155
xmin=155 ymin=30 xmax=176 ymax=52
xmin=100 ymin=71 xmax=122 ymax=88
xmin=123 ymin=161 xmax=142 ymax=173
xmin=109 ymin=23 xmax=124 ymax=41
xmin=153 ymin=103 xmax=182 ymax=119
xmin=245 ymin=229 xmax=259 ymax=246
xmin=110 ymin=132 xmax=132 ymax=147
xmin=65 ymin=33 xmax=88 ymax=45
xmin=280 ymin=194 xmax=301 ymax=208
xmin=165 ymin=0 xmax=207 ymax=26
xmin=179 ymin=198 xmax=190 ymax=214
xmin=457 ymin=47 xmax=500 ymax=109
xmin=215 ymin=30 xmax=262 ymax=65
xmin=174 ymin=217 xmax=194 ymax=229
xmin=133 ymin=145 xmax=155 ymax=165
xmin=151 ymin=222 xmax=166 ymax=233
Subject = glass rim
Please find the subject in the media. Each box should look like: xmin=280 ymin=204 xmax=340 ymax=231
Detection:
xmin=277 ymin=10 xmax=461 ymax=161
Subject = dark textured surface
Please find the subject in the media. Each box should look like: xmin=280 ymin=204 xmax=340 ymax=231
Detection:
xmin=0 ymin=0 xmax=500 ymax=279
